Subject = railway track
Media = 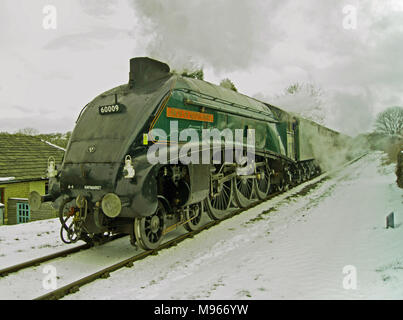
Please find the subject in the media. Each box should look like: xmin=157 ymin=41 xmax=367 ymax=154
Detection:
xmin=0 ymin=234 xmax=126 ymax=279
xmin=33 ymin=153 xmax=368 ymax=300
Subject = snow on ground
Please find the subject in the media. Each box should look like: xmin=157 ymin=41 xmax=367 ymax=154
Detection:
xmin=0 ymin=218 xmax=83 ymax=269
xmin=0 ymin=236 xmax=138 ymax=300
xmin=65 ymin=152 xmax=403 ymax=300
xmin=0 ymin=151 xmax=402 ymax=299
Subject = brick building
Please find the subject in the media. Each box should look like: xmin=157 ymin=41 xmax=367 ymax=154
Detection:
xmin=0 ymin=134 xmax=65 ymax=225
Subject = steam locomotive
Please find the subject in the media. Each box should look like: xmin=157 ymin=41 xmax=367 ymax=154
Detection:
xmin=29 ymin=57 xmax=347 ymax=250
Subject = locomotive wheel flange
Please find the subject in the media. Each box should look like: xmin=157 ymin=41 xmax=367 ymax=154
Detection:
xmin=293 ymin=166 xmax=302 ymax=185
xmin=233 ymin=175 xmax=256 ymax=208
xmin=184 ymin=202 xmax=203 ymax=232
xmin=277 ymin=168 xmax=291 ymax=192
xmin=254 ymin=164 xmax=271 ymax=200
xmin=134 ymin=200 xmax=167 ymax=250
xmin=205 ymin=176 xmax=233 ymax=220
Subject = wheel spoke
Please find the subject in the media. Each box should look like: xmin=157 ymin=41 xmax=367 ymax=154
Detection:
xmin=184 ymin=203 xmax=204 ymax=232
xmin=206 ymin=175 xmax=233 ymax=220
xmin=134 ymin=200 xmax=166 ymax=250
xmin=253 ymin=165 xmax=271 ymax=200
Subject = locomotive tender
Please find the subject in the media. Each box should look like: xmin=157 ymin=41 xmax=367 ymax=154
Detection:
xmin=29 ymin=57 xmax=345 ymax=250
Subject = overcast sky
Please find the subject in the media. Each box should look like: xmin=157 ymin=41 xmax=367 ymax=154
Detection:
xmin=0 ymin=0 xmax=402 ymax=136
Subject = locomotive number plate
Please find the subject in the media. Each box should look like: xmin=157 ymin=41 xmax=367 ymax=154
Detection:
xmin=99 ymin=103 xmax=125 ymax=115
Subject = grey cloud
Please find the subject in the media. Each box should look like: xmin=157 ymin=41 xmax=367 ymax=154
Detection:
xmin=327 ymin=89 xmax=375 ymax=135
xmin=1 ymin=0 xmax=403 ymax=137
xmin=0 ymin=114 xmax=75 ymax=134
xmin=43 ymin=28 xmax=132 ymax=50
xmin=129 ymin=0 xmax=287 ymax=72
xmin=246 ymin=0 xmax=403 ymax=135
xmin=10 ymin=105 xmax=33 ymax=113
xmin=42 ymin=72 xmax=73 ymax=81
xmin=79 ymin=0 xmax=119 ymax=17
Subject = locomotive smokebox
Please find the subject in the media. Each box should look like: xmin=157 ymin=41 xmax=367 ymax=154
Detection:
xmin=129 ymin=57 xmax=170 ymax=88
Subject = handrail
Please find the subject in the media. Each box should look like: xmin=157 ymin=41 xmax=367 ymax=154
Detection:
xmin=183 ymin=97 xmax=278 ymax=124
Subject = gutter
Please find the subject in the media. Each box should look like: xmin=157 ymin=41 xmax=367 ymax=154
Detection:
xmin=0 ymin=177 xmax=48 ymax=185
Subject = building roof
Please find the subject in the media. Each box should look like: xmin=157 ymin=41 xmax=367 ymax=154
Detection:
xmin=0 ymin=134 xmax=65 ymax=182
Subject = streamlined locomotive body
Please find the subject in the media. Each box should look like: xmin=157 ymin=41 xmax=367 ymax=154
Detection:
xmin=29 ymin=57 xmax=346 ymax=250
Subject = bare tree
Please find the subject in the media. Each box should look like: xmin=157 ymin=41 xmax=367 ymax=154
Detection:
xmin=16 ymin=127 xmax=39 ymax=136
xmin=172 ymin=68 xmax=204 ymax=80
xmin=285 ymin=83 xmax=323 ymax=99
xmin=219 ymin=78 xmax=238 ymax=92
xmin=270 ymin=82 xmax=326 ymax=124
xmin=375 ymin=106 xmax=403 ymax=136
xmin=285 ymin=83 xmax=303 ymax=95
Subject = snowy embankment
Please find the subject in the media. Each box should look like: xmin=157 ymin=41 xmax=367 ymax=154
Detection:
xmin=1 ymin=151 xmax=402 ymax=299
xmin=0 ymin=219 xmax=82 ymax=269
xmin=66 ymin=151 xmax=402 ymax=300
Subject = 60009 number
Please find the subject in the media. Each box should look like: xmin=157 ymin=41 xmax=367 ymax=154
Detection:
xmin=99 ymin=104 xmax=125 ymax=115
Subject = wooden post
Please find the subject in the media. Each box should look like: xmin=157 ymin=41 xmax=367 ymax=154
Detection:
xmin=386 ymin=212 xmax=394 ymax=229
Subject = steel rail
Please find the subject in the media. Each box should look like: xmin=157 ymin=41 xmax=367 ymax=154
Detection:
xmin=0 ymin=234 xmax=126 ymax=278
xmin=33 ymin=186 xmax=306 ymax=300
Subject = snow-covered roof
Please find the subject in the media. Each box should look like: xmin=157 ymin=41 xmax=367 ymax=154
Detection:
xmin=0 ymin=134 xmax=64 ymax=181
xmin=41 ymin=139 xmax=66 ymax=152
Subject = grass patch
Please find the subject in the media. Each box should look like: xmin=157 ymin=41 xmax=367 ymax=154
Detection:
xmin=244 ymin=207 xmax=277 ymax=225
xmin=376 ymin=260 xmax=403 ymax=272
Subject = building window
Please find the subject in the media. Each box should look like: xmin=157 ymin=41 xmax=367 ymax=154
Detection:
xmin=17 ymin=203 xmax=30 ymax=224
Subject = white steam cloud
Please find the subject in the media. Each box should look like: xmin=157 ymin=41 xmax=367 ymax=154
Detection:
xmin=129 ymin=0 xmax=284 ymax=72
